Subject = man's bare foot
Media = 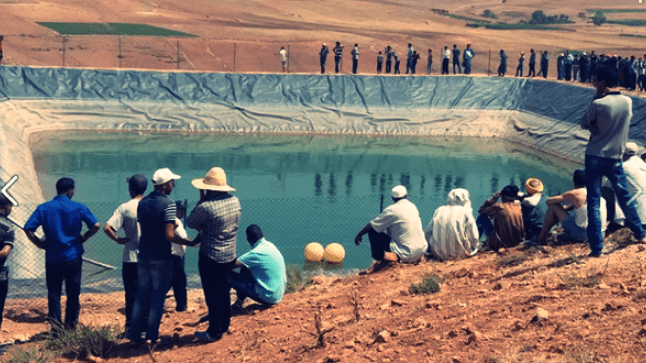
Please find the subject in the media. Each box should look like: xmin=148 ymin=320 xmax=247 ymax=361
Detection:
xmin=358 ymin=260 xmax=392 ymax=275
xmin=384 ymin=252 xmax=399 ymax=262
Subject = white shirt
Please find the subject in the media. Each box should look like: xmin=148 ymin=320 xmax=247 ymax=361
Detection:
xmin=370 ymin=198 xmax=426 ymax=263
xmin=622 ymin=155 xmax=646 ymax=223
xmin=279 ymin=49 xmax=287 ymax=63
xmin=425 ymin=205 xmax=478 ymax=261
xmin=106 ymin=198 xmax=141 ymax=263
xmin=443 ymin=48 xmax=451 ymax=59
xmin=171 ymin=218 xmax=188 ymax=257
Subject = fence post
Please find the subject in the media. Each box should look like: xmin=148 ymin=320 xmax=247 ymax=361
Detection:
xmin=118 ymin=37 xmax=122 ymax=68
xmin=177 ymin=40 xmax=180 ymax=70
xmin=62 ymin=36 xmax=67 ymax=67
xmin=287 ymin=44 xmax=290 ymax=73
xmin=379 ymin=194 xmax=384 ymax=212
xmin=488 ymin=49 xmax=491 ymax=77
xmin=233 ymin=43 xmax=236 ymax=73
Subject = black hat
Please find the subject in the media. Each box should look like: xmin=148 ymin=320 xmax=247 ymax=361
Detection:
xmin=126 ymin=174 xmax=148 ymax=190
xmin=501 ymin=185 xmax=520 ymax=200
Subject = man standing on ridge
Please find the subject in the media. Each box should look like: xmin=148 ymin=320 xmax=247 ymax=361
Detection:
xmin=333 ymin=42 xmax=344 ymax=74
xmin=452 ymin=44 xmax=461 ymax=74
xmin=463 ymin=44 xmax=475 ymax=75
xmin=319 ymin=43 xmax=329 ymax=74
xmin=581 ymin=65 xmax=646 ymax=257
xmin=351 ymin=44 xmax=360 ymax=74
xmin=24 ymin=178 xmax=100 ymax=330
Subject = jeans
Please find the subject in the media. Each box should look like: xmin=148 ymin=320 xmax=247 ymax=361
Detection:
xmin=0 ymin=266 xmax=8 ymax=331
xmin=199 ymin=254 xmax=235 ymax=337
xmin=127 ymin=259 xmax=171 ymax=343
xmin=169 ymin=255 xmax=187 ymax=311
xmin=352 ymin=58 xmax=358 ymax=74
xmin=453 ymin=58 xmax=461 ymax=74
xmin=229 ymin=266 xmax=270 ymax=305
xmin=122 ymin=262 xmax=138 ymax=329
xmin=585 ymin=154 xmax=645 ymax=255
xmin=334 ymin=56 xmax=341 ymax=73
xmin=368 ymin=228 xmax=391 ymax=261
xmin=45 ymin=258 xmax=82 ymax=329
xmin=476 ymin=214 xmax=493 ymax=240
xmin=320 ymin=57 xmax=326 ymax=74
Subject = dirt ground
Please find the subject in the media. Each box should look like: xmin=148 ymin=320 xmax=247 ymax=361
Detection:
xmin=2 ymin=0 xmax=646 ymax=76
xmin=3 ymin=0 xmax=646 ymax=362
xmin=2 ymin=230 xmax=646 ymax=362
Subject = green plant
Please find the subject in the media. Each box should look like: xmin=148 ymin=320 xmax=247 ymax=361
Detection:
xmin=591 ymin=12 xmax=606 ymax=26
xmin=607 ymin=19 xmax=646 ymax=27
xmin=498 ymin=254 xmax=528 ymax=267
xmin=285 ymin=265 xmax=312 ymax=293
xmin=559 ymin=271 xmax=601 ymax=290
xmin=5 ymin=346 xmax=51 ymax=363
xmin=518 ymin=343 xmax=536 ymax=353
xmin=409 ymin=274 xmax=441 ymax=295
xmin=44 ymin=322 xmax=116 ymax=359
xmin=482 ymin=9 xmax=497 ymax=19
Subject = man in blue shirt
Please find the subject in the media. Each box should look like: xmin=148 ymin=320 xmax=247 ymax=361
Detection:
xmin=229 ymin=224 xmax=286 ymax=311
xmin=24 ymin=177 xmax=100 ymax=330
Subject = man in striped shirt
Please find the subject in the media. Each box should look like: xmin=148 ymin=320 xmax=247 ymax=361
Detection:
xmin=187 ymin=167 xmax=241 ymax=342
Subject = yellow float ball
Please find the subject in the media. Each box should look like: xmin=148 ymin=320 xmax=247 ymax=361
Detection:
xmin=324 ymin=242 xmax=345 ymax=264
xmin=304 ymin=242 xmax=325 ymax=262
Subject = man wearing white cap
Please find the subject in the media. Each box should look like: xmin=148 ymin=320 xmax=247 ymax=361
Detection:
xmin=621 ymin=142 xmax=646 ymax=225
xmin=127 ymin=168 xmax=196 ymax=345
xmin=354 ymin=185 xmax=426 ymax=274
xmin=187 ymin=167 xmax=241 ymax=342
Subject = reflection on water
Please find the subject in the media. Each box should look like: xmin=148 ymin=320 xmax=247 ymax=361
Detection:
xmin=29 ymin=131 xmax=581 ymax=270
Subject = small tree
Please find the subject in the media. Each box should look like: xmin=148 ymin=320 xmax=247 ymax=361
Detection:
xmin=592 ymin=11 xmax=606 ymax=26
xmin=482 ymin=9 xmax=497 ymax=19
xmin=531 ymin=10 xmax=547 ymax=24
xmin=578 ymin=12 xmax=587 ymax=19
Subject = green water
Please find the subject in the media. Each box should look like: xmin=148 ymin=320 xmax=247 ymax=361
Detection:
xmin=29 ymin=131 xmax=579 ymax=274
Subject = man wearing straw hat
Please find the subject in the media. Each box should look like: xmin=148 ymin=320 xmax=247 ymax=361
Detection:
xmin=187 ymin=167 xmax=241 ymax=342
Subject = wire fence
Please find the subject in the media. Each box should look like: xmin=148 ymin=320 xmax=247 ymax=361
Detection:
xmin=1 ymin=33 xmax=504 ymax=76
xmin=5 ymin=192 xmax=492 ymax=313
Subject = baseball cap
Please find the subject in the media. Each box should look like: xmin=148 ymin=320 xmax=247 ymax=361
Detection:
xmin=152 ymin=168 xmax=181 ymax=186
xmin=126 ymin=174 xmax=148 ymax=190
xmin=391 ymin=185 xmax=408 ymax=199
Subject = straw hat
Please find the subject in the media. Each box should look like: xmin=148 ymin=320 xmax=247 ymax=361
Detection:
xmin=524 ymin=178 xmax=544 ymax=195
xmin=191 ymin=167 xmax=235 ymax=192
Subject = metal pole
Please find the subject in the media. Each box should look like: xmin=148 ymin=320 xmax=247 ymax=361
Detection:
xmin=62 ymin=36 xmax=66 ymax=67
xmin=118 ymin=37 xmax=122 ymax=68
xmin=488 ymin=49 xmax=491 ymax=77
xmin=287 ymin=44 xmax=290 ymax=73
xmin=233 ymin=43 xmax=236 ymax=73
xmin=177 ymin=40 xmax=180 ymax=70
xmin=379 ymin=194 xmax=384 ymax=212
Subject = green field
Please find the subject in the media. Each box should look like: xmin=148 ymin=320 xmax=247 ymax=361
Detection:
xmin=587 ymin=9 xmax=646 ymax=13
xmin=37 ymin=22 xmax=196 ymax=37
xmin=467 ymin=22 xmax=573 ymax=31
xmin=607 ymin=19 xmax=646 ymax=27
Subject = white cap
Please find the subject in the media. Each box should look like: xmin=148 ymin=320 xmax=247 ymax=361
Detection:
xmin=152 ymin=168 xmax=181 ymax=186
xmin=391 ymin=185 xmax=407 ymax=199
xmin=625 ymin=142 xmax=639 ymax=155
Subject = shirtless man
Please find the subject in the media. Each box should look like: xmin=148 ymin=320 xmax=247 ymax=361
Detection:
xmin=533 ymin=169 xmax=605 ymax=244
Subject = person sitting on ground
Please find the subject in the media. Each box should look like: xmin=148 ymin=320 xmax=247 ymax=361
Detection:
xmin=355 ymin=185 xmax=426 ymax=273
xmin=425 ymin=188 xmax=478 ymax=261
xmin=477 ymin=185 xmax=524 ymax=252
xmin=520 ymin=178 xmax=548 ymax=242
xmin=531 ymin=169 xmax=606 ymax=245
xmin=230 ymin=224 xmax=286 ymax=312
xmin=620 ymin=142 xmax=646 ymax=226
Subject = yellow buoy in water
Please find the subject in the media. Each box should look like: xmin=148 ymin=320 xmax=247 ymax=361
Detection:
xmin=324 ymin=242 xmax=345 ymax=263
xmin=304 ymin=242 xmax=325 ymax=262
